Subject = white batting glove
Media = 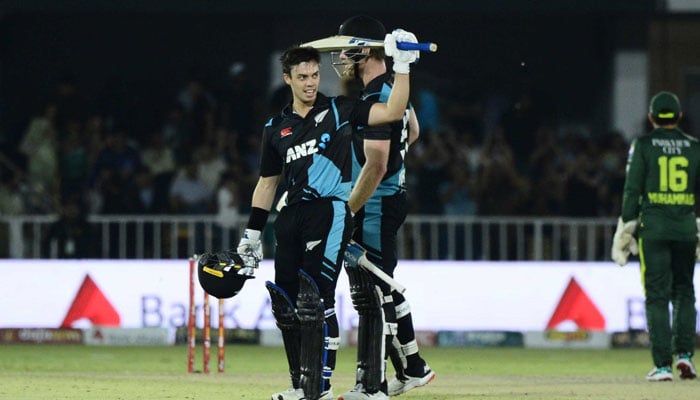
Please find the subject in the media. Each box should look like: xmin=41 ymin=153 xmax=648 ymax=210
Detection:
xmin=384 ymin=29 xmax=419 ymax=74
xmin=611 ymin=217 xmax=638 ymax=266
xmin=237 ymin=229 xmax=262 ymax=266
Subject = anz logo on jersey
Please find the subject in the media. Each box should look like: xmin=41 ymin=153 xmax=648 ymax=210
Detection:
xmin=285 ymin=133 xmax=332 ymax=163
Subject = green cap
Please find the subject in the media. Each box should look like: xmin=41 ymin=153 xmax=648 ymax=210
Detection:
xmin=649 ymin=91 xmax=681 ymax=120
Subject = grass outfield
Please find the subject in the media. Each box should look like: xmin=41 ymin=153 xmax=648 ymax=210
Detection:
xmin=0 ymin=345 xmax=698 ymax=399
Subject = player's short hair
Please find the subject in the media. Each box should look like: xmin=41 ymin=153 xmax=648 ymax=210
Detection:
xmin=280 ymin=46 xmax=321 ymax=75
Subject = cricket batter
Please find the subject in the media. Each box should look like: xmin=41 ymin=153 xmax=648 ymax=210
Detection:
xmin=331 ymin=15 xmax=434 ymax=400
xmin=612 ymin=91 xmax=698 ymax=381
xmin=235 ymin=31 xmax=420 ymax=400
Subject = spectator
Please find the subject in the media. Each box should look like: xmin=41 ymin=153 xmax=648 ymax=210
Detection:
xmin=0 ymin=168 xmax=25 ymax=216
xmin=177 ymin=73 xmax=216 ymax=149
xmin=0 ymin=168 xmax=25 ymax=258
xmin=596 ymin=131 xmax=628 ymax=216
xmin=133 ymin=166 xmax=155 ymax=213
xmin=476 ymin=128 xmax=530 ymax=215
xmin=169 ymin=158 xmax=213 ymax=214
xmin=439 ymin=162 xmax=478 ymax=259
xmin=217 ymin=61 xmax=259 ymax=150
xmin=215 ymin=169 xmax=241 ymax=248
xmin=161 ymin=105 xmax=189 ymax=164
xmin=195 ymin=142 xmax=227 ymax=193
xmin=82 ymin=113 xmax=108 ymax=170
xmin=141 ymin=133 xmax=177 ymax=213
xmin=562 ymin=134 xmax=604 ymax=217
xmin=58 ymin=120 xmax=89 ymax=199
xmin=92 ymin=129 xmax=142 ymax=185
xmin=440 ymin=162 xmax=477 ymax=216
xmin=42 ymin=194 xmax=94 ymax=258
xmin=409 ymin=131 xmax=450 ymax=214
xmin=141 ymin=133 xmax=176 ymax=177
xmin=48 ymin=73 xmax=88 ymax=136
xmin=19 ymin=103 xmax=60 ymax=206
xmin=527 ymin=126 xmax=567 ymax=216
xmin=91 ymin=129 xmax=143 ymax=214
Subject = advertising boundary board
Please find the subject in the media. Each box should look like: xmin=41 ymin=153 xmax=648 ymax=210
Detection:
xmin=1 ymin=260 xmax=698 ymax=336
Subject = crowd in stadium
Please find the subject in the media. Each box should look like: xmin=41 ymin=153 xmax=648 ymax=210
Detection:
xmin=0 ymin=69 xmax=634 ymax=220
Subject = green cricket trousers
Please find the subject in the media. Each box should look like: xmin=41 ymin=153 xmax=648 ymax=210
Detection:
xmin=639 ymin=238 xmax=697 ymax=367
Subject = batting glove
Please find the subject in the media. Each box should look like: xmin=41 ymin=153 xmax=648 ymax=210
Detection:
xmin=611 ymin=217 xmax=638 ymax=266
xmin=384 ymin=29 xmax=419 ymax=74
xmin=237 ymin=228 xmax=262 ymax=267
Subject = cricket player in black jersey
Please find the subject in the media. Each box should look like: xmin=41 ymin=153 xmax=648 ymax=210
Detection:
xmin=330 ymin=15 xmax=434 ymax=400
xmin=612 ymin=91 xmax=698 ymax=382
xmin=235 ymin=30 xmax=419 ymax=400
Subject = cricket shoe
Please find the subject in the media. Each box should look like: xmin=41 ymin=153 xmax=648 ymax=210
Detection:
xmin=337 ymin=384 xmax=388 ymax=400
xmin=388 ymin=364 xmax=436 ymax=396
xmin=675 ymin=353 xmax=697 ymax=380
xmin=646 ymin=366 xmax=673 ymax=382
xmin=270 ymin=388 xmax=334 ymax=400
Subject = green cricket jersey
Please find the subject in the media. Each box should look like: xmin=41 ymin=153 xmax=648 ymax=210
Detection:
xmin=621 ymin=127 xmax=700 ymax=240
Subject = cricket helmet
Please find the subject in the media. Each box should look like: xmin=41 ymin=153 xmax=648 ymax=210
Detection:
xmin=197 ymin=251 xmax=255 ymax=299
xmin=333 ymin=15 xmax=386 ymax=79
xmin=338 ymin=15 xmax=386 ymax=39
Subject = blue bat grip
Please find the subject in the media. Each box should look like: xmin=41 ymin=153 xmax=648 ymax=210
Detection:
xmin=397 ymin=41 xmax=437 ymax=52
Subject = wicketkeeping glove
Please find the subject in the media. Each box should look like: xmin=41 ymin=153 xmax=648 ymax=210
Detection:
xmin=611 ymin=217 xmax=638 ymax=266
xmin=384 ymin=28 xmax=419 ymax=74
xmin=237 ymin=228 xmax=262 ymax=267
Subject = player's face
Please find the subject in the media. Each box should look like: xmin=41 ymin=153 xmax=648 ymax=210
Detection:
xmin=333 ymin=48 xmax=369 ymax=79
xmin=284 ymin=61 xmax=320 ymax=107
xmin=337 ymin=50 xmax=356 ymax=79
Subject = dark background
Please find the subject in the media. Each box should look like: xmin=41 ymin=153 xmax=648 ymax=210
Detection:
xmin=0 ymin=0 xmax=660 ymax=145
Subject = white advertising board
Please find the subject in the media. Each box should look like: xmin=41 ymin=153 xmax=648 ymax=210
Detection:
xmin=1 ymin=260 xmax=695 ymax=332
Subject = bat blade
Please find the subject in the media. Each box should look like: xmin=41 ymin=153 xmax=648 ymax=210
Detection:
xmin=301 ymin=35 xmax=437 ymax=53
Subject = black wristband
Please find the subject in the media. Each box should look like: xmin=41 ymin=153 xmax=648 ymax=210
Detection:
xmin=247 ymin=207 xmax=269 ymax=231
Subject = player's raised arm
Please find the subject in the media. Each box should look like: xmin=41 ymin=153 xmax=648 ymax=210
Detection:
xmin=367 ymin=29 xmax=419 ymax=125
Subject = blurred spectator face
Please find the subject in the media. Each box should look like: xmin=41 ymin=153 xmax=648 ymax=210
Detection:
xmin=188 ymin=81 xmax=204 ymax=98
xmin=185 ymin=162 xmax=198 ymax=178
xmin=63 ymin=201 xmax=81 ymax=220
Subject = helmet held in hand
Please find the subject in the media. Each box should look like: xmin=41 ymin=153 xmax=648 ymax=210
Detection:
xmin=197 ymin=251 xmax=256 ymax=299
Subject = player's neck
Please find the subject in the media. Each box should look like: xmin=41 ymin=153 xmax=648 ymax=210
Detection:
xmin=361 ymin=59 xmax=387 ymax=87
xmin=653 ymin=123 xmax=678 ymax=129
xmin=292 ymin=101 xmax=314 ymax=118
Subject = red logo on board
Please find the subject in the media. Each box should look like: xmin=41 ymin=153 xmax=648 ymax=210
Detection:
xmin=546 ymin=277 xmax=605 ymax=331
xmin=61 ymin=274 xmax=121 ymax=328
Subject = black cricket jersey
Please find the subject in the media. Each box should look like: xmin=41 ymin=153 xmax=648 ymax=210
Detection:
xmin=351 ymin=72 xmax=410 ymax=196
xmin=259 ymin=92 xmax=373 ymax=205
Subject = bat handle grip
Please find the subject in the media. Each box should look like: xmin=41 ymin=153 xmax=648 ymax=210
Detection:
xmin=397 ymin=41 xmax=438 ymax=53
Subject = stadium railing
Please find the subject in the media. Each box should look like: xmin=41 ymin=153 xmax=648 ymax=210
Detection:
xmin=0 ymin=214 xmax=617 ymax=261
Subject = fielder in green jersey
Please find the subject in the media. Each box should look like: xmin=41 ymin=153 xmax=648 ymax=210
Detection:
xmin=612 ymin=91 xmax=698 ymax=381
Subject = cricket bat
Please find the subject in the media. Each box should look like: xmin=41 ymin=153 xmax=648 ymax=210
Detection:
xmin=345 ymin=241 xmax=407 ymax=294
xmin=301 ymin=35 xmax=438 ymax=53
